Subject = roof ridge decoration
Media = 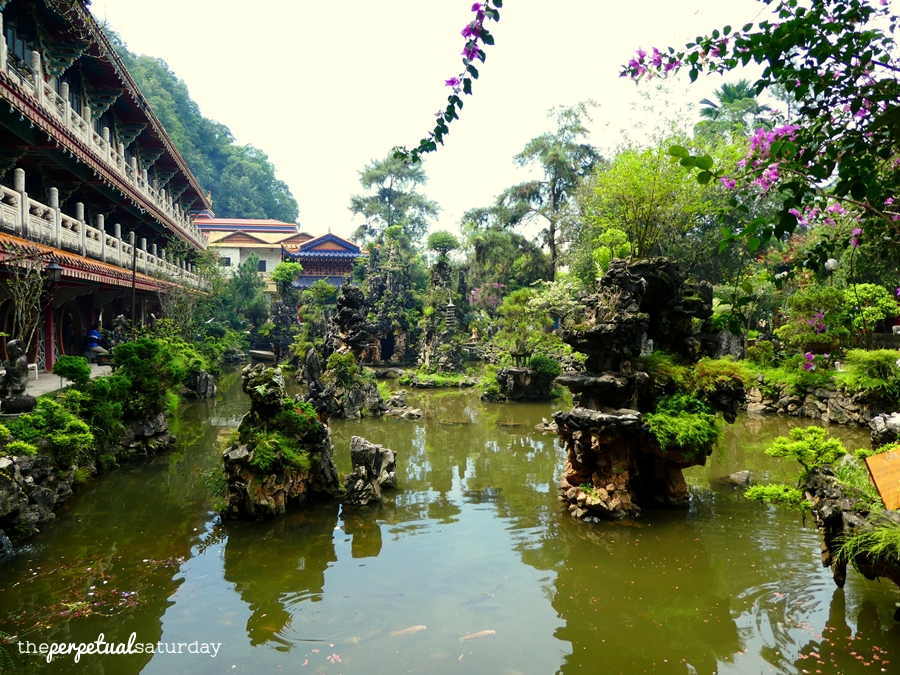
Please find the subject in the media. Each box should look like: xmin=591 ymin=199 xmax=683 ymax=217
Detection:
xmin=298 ymin=232 xmax=361 ymax=253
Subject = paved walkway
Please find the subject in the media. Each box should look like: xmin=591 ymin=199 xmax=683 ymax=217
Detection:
xmin=25 ymin=363 xmax=112 ymax=397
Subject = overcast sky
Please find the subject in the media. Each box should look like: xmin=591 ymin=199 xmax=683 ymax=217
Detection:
xmin=90 ymin=0 xmax=766 ymax=241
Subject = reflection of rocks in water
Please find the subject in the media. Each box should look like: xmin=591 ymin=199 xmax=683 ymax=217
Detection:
xmin=794 ymin=590 xmax=900 ymax=672
xmin=222 ymin=504 xmax=340 ymax=648
xmin=341 ymin=503 xmax=396 ymax=558
xmin=463 ymin=486 xmax=502 ymax=503
xmin=553 ymin=522 xmax=741 ymax=675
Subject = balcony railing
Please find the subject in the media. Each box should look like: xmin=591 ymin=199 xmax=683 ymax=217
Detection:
xmin=0 ymin=43 xmax=207 ymax=251
xmin=0 ymin=179 xmax=205 ymax=290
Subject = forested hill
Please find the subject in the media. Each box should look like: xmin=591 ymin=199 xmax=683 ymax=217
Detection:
xmin=107 ymin=31 xmax=299 ymax=223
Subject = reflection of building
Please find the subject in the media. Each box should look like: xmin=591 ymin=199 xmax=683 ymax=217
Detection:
xmin=196 ymin=214 xmax=312 ymax=281
xmin=281 ymin=232 xmax=364 ymax=289
xmin=0 ymin=0 xmax=209 ymax=370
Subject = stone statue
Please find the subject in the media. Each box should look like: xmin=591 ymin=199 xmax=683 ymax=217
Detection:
xmin=0 ymin=339 xmax=36 ymax=413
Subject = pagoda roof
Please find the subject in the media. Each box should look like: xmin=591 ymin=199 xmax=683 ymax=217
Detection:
xmin=282 ymin=232 xmax=364 ymax=260
xmin=206 ymin=230 xmax=313 ymax=246
xmin=196 ymin=216 xmax=301 ymax=234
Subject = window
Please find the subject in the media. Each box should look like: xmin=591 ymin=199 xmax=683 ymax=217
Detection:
xmin=219 ymin=257 xmax=231 ymax=267
xmin=257 ymin=259 xmax=267 ymax=272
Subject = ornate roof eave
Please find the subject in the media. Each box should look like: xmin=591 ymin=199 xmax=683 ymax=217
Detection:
xmin=44 ymin=1 xmax=211 ymax=210
xmin=0 ymin=76 xmax=205 ymax=250
xmin=0 ymin=232 xmax=188 ymax=292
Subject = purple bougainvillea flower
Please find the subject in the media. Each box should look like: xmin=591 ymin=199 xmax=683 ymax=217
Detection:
xmin=720 ymin=176 xmax=736 ymax=189
xmin=471 ymin=2 xmax=482 ymax=10
xmin=445 ymin=77 xmax=461 ymax=87
xmin=462 ymin=42 xmax=479 ymax=60
xmin=896 ymin=286 xmax=900 ymax=297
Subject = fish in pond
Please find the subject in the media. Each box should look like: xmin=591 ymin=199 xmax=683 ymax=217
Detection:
xmin=612 ymin=519 xmax=644 ymax=528
xmin=389 ymin=625 xmax=427 ymax=637
xmin=497 ymin=422 xmax=523 ymax=427
xmin=460 ymin=629 xmax=496 ymax=642
xmin=441 ymin=419 xmax=471 ymax=425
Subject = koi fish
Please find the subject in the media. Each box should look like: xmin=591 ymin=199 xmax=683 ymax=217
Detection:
xmin=389 ymin=625 xmax=427 ymax=637
xmin=460 ymin=629 xmax=496 ymax=642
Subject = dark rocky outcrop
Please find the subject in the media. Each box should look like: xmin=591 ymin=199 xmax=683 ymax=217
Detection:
xmin=301 ymin=348 xmax=386 ymax=420
xmin=418 ymin=259 xmax=465 ymax=373
xmin=494 ymin=367 xmax=557 ymax=402
xmin=0 ymin=453 xmax=74 ymax=543
xmin=362 ymin=243 xmax=419 ymax=364
xmin=343 ymin=436 xmax=397 ymax=507
xmin=555 ymin=257 xmax=741 ymax=521
xmin=806 ymin=466 xmax=900 ymax=619
xmin=183 ymin=370 xmax=217 ymax=399
xmin=327 ymin=284 xmax=373 ymax=359
xmin=382 ymin=390 xmax=422 ymax=419
xmin=222 ymin=364 xmax=340 ymax=520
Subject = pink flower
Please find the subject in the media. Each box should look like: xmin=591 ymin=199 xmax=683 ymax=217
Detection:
xmin=471 ymin=2 xmax=482 ymax=10
xmin=720 ymin=177 xmax=736 ymax=189
xmin=896 ymin=286 xmax=900 ymax=297
xmin=445 ymin=77 xmax=461 ymax=87
xmin=885 ymin=197 xmax=894 ymax=205
xmin=462 ymin=42 xmax=479 ymax=60
xmin=851 ymin=227 xmax=863 ymax=248
xmin=461 ymin=22 xmax=482 ymax=39
xmin=636 ymin=48 xmax=647 ymax=60
xmin=651 ymin=48 xmax=663 ymax=67
xmin=663 ymin=59 xmax=680 ymax=73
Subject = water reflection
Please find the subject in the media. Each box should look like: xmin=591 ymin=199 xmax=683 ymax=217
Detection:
xmin=2 ymin=376 xmax=900 ymax=675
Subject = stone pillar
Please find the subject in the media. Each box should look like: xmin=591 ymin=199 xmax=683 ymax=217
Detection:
xmin=0 ymin=15 xmax=6 ymax=73
xmin=14 ymin=169 xmax=26 ymax=237
xmin=59 ymin=82 xmax=70 ymax=125
xmin=114 ymin=222 xmax=123 ymax=268
xmin=130 ymin=156 xmax=138 ymax=181
xmin=83 ymin=104 xmax=91 ymax=133
xmin=150 ymin=243 xmax=157 ymax=257
xmin=49 ymin=187 xmax=61 ymax=247
xmin=97 ymin=214 xmax=106 ymax=262
xmin=74 ymin=202 xmax=84 ymax=222
xmin=30 ymin=51 xmax=42 ymax=102
xmin=102 ymin=126 xmax=111 ymax=162
xmin=43 ymin=303 xmax=55 ymax=373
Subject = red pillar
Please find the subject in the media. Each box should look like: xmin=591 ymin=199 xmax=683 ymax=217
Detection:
xmin=43 ymin=304 xmax=55 ymax=372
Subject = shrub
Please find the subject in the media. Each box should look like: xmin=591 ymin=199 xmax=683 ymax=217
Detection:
xmin=250 ymin=432 xmax=310 ymax=472
xmin=844 ymin=283 xmax=900 ymax=332
xmin=838 ymin=349 xmax=900 ymax=401
xmin=634 ymin=351 xmax=689 ymax=394
xmin=690 ymin=358 xmax=751 ymax=395
xmin=5 ymin=440 xmax=38 ymax=456
xmin=8 ymin=398 xmax=94 ymax=466
xmin=325 ymin=352 xmax=360 ymax=387
xmin=746 ymin=340 xmax=775 ymax=367
xmin=274 ymin=399 xmax=319 ymax=440
xmin=52 ymin=355 xmax=91 ymax=388
xmin=644 ymin=394 xmax=722 ymax=457
xmin=528 ymin=353 xmax=562 ymax=379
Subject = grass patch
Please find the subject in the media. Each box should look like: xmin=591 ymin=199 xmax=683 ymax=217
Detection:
xmin=745 ymin=484 xmax=811 ymax=510
xmin=836 ymin=516 xmax=900 ymax=565
xmin=837 ymin=349 xmax=900 ymax=401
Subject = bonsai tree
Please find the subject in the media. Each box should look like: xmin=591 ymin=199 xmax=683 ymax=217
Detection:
xmin=426 ymin=230 xmax=460 ymax=259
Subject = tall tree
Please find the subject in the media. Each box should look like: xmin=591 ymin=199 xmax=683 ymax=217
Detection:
xmin=492 ymin=102 xmax=600 ymax=280
xmin=349 ymin=154 xmax=439 ymax=246
xmin=696 ymin=79 xmax=772 ymax=140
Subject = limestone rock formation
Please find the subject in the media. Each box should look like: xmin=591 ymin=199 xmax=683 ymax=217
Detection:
xmin=343 ymin=436 xmax=397 ymax=507
xmin=183 ymin=370 xmax=218 ymax=399
xmin=222 ymin=364 xmax=340 ymax=520
xmin=493 ymin=367 xmax=557 ymax=402
xmin=0 ymin=453 xmax=75 ymax=543
xmin=869 ymin=412 xmax=900 ymax=448
xmin=362 ymin=243 xmax=418 ymax=364
xmin=555 ymin=257 xmax=742 ymax=521
xmin=418 ymin=259 xmax=465 ymax=373
xmin=807 ymin=466 xmax=900 ymax=619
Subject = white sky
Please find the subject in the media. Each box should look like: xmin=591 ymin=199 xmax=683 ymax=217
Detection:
xmin=89 ymin=0 xmax=767 ymax=241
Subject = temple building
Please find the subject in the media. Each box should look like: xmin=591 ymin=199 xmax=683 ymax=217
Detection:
xmin=196 ymin=214 xmax=312 ymax=281
xmin=0 ymin=0 xmax=210 ymax=371
xmin=281 ymin=232 xmax=364 ymax=289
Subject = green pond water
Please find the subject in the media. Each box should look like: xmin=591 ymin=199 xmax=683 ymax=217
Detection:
xmin=2 ymin=369 xmax=900 ymax=675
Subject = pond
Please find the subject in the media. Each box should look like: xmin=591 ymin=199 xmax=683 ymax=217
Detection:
xmin=1 ymin=370 xmax=899 ymax=674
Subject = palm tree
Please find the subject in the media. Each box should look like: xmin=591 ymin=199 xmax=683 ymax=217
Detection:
xmin=697 ymin=79 xmax=772 ymax=137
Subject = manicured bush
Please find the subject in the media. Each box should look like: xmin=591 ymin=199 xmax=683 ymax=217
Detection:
xmin=8 ymin=398 xmax=94 ymax=466
xmin=52 ymin=355 xmax=91 ymax=389
xmin=528 ymin=353 xmax=562 ymax=379
xmin=5 ymin=440 xmax=38 ymax=456
xmin=325 ymin=352 xmax=360 ymax=387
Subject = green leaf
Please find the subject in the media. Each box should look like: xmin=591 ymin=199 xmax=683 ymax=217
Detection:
xmin=492 ymin=0 xmax=502 ymax=6
xmin=697 ymin=171 xmax=712 ymax=184
xmin=481 ymin=32 xmax=495 ymax=46
xmin=740 ymin=281 xmax=754 ymax=294
xmin=695 ymin=155 xmax=714 ymax=171
xmin=467 ymin=64 xmax=479 ymax=79
xmin=747 ymin=237 xmax=761 ymax=252
xmin=668 ymin=145 xmax=690 ymax=159
xmin=689 ymin=68 xmax=698 ymax=82
xmin=850 ymin=181 xmax=867 ymax=200
xmin=463 ymin=78 xmax=472 ymax=95
xmin=679 ymin=156 xmax=698 ymax=168
xmin=723 ymin=25 xmax=732 ymax=35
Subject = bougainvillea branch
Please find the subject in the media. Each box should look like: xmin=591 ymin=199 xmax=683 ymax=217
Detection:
xmin=620 ymin=0 xmax=900 ymax=268
xmin=393 ymin=1 xmax=502 ymax=163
